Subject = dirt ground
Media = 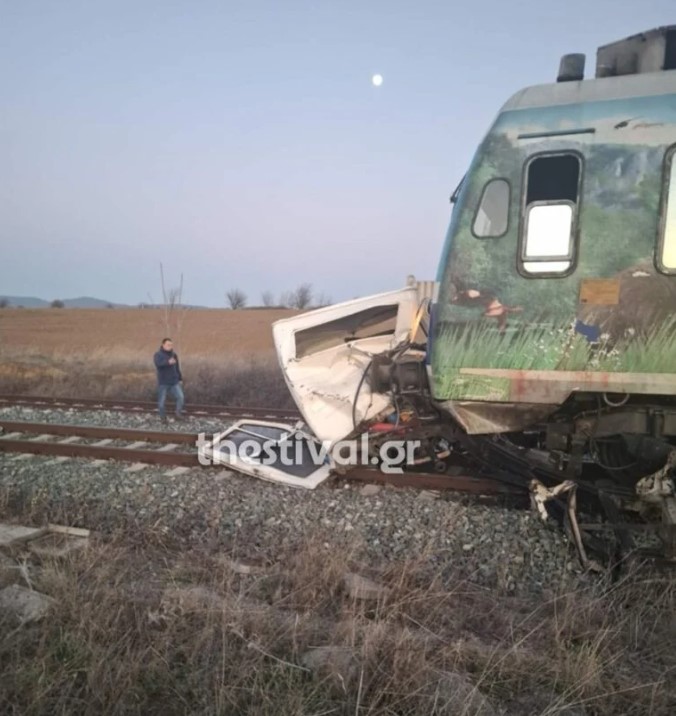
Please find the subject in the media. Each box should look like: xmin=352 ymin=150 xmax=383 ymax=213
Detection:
xmin=0 ymin=308 xmax=299 ymax=405
xmin=0 ymin=307 xmax=296 ymax=359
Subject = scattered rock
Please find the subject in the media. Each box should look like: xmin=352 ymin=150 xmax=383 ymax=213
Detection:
xmin=29 ymin=533 xmax=88 ymax=559
xmin=301 ymin=646 xmax=358 ymax=689
xmin=417 ymin=489 xmax=440 ymax=501
xmin=343 ymin=572 xmax=388 ymax=601
xmin=0 ymin=584 xmax=56 ymax=623
xmin=0 ymin=523 xmax=44 ymax=548
xmin=212 ymin=470 xmax=232 ymax=483
xmin=225 ymin=558 xmax=269 ymax=575
xmin=359 ymin=484 xmax=382 ymax=497
xmin=433 ymin=670 xmax=497 ymax=716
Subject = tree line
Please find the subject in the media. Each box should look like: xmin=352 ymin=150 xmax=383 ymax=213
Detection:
xmin=0 ymin=283 xmax=332 ymax=312
xmin=226 ymin=284 xmax=331 ymax=310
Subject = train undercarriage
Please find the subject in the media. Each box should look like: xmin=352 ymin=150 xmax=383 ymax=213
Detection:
xmin=360 ymin=353 xmax=676 ymax=567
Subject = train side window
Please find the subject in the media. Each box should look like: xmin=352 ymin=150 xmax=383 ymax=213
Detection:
xmin=659 ymin=150 xmax=676 ymax=272
xmin=521 ymin=154 xmax=581 ymax=275
xmin=472 ymin=179 xmax=510 ymax=237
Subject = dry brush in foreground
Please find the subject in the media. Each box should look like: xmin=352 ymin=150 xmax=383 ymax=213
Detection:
xmin=1 ymin=529 xmax=674 ymax=716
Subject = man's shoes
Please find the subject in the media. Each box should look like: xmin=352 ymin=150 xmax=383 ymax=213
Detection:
xmin=175 ymin=414 xmax=186 ymax=422
xmin=160 ymin=416 xmax=168 ymax=424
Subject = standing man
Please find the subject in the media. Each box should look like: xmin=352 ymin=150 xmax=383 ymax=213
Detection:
xmin=154 ymin=338 xmax=185 ymax=422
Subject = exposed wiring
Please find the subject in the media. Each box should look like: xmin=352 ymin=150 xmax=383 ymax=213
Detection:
xmin=351 ymin=338 xmax=419 ymax=432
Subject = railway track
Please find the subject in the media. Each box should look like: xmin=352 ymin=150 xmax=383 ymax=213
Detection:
xmin=0 ymin=420 xmax=202 ymax=468
xmin=0 ymin=394 xmax=301 ymax=421
xmin=0 ymin=418 xmax=669 ymax=566
xmin=0 ymin=418 xmax=522 ymax=495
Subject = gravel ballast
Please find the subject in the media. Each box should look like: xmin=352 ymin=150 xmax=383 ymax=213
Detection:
xmin=0 ymin=405 xmax=587 ymax=595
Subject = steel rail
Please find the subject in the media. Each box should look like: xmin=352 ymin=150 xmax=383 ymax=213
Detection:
xmin=0 ymin=394 xmax=301 ymax=420
xmin=0 ymin=438 xmax=201 ymax=466
xmin=0 ymin=420 xmax=198 ymax=444
xmin=0 ymin=420 xmax=202 ymax=466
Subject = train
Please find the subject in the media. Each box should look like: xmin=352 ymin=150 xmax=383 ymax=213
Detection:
xmin=270 ymin=27 xmax=676 ymax=562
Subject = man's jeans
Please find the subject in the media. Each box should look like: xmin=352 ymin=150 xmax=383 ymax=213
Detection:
xmin=158 ymin=382 xmax=185 ymax=418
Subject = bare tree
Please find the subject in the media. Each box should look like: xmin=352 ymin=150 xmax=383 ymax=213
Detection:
xmin=261 ymin=290 xmax=275 ymax=307
xmin=157 ymin=263 xmax=189 ymax=346
xmin=51 ymin=299 xmax=65 ymax=308
xmin=289 ymin=283 xmax=313 ymax=310
xmin=226 ymin=289 xmax=247 ymax=310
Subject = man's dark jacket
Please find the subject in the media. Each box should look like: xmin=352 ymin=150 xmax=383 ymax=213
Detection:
xmin=154 ymin=347 xmax=183 ymax=386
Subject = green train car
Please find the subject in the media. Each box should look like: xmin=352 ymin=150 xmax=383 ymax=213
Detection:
xmin=428 ymin=27 xmax=676 ymax=558
xmin=432 ymin=27 xmax=676 ymax=441
xmin=273 ymin=28 xmax=676 ymax=560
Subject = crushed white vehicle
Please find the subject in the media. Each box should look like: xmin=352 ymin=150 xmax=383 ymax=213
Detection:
xmin=272 ymin=283 xmax=433 ymax=446
xmin=198 ymin=279 xmax=448 ymax=489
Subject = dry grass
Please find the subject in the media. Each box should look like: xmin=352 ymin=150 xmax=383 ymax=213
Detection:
xmin=0 ymin=308 xmax=298 ymax=407
xmin=0 ymin=349 xmax=294 ymax=408
xmin=1 ymin=530 xmax=674 ymax=715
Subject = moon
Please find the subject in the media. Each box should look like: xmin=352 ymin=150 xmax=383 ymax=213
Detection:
xmin=371 ymin=74 xmax=383 ymax=87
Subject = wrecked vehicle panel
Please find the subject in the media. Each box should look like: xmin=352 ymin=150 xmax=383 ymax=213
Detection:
xmin=198 ymin=420 xmax=332 ymax=489
xmin=272 ymin=287 xmax=424 ymax=446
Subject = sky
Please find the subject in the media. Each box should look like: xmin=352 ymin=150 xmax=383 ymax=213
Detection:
xmin=1 ymin=0 xmax=674 ymax=307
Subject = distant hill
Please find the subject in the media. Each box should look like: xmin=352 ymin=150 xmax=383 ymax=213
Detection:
xmin=0 ymin=296 xmax=218 ymax=309
xmin=63 ymin=296 xmax=125 ymax=308
xmin=0 ymin=295 xmax=49 ymax=308
xmin=0 ymin=295 xmax=128 ymax=308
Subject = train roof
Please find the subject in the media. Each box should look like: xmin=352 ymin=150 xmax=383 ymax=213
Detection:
xmin=501 ymin=70 xmax=676 ymax=112
xmin=502 ymin=27 xmax=676 ymax=112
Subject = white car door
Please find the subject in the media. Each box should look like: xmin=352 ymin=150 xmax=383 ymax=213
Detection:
xmin=199 ymin=420 xmax=332 ymax=489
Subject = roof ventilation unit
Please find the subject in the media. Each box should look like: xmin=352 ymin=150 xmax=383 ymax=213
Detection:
xmin=557 ymin=53 xmax=585 ymax=82
xmin=596 ymin=26 xmax=676 ymax=77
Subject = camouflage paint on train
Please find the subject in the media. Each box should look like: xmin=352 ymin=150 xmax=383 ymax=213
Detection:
xmin=431 ymin=89 xmax=676 ymax=409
